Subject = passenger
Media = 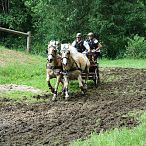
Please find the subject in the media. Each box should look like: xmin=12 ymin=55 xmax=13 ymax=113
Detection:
xmin=72 ymin=33 xmax=90 ymax=54
xmin=86 ymin=32 xmax=102 ymax=60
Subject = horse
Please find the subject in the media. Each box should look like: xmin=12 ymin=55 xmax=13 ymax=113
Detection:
xmin=46 ymin=40 xmax=63 ymax=101
xmin=60 ymin=43 xmax=90 ymax=100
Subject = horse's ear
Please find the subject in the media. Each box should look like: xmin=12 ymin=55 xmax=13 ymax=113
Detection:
xmin=56 ymin=41 xmax=60 ymax=48
xmin=56 ymin=41 xmax=59 ymax=45
xmin=68 ymin=44 xmax=70 ymax=48
xmin=46 ymin=49 xmax=48 ymax=54
xmin=48 ymin=41 xmax=50 ymax=45
xmin=67 ymin=50 xmax=70 ymax=54
xmin=54 ymin=48 xmax=57 ymax=53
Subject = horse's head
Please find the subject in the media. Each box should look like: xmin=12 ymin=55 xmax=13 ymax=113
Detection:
xmin=46 ymin=40 xmax=59 ymax=63
xmin=60 ymin=44 xmax=70 ymax=66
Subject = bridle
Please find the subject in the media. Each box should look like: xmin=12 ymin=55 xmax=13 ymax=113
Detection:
xmin=48 ymin=53 xmax=55 ymax=58
xmin=61 ymin=56 xmax=69 ymax=60
xmin=61 ymin=53 xmax=81 ymax=75
xmin=61 ymin=50 xmax=70 ymax=65
xmin=47 ymin=45 xmax=57 ymax=61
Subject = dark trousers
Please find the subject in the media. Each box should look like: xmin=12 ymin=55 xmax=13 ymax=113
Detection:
xmin=94 ymin=52 xmax=102 ymax=60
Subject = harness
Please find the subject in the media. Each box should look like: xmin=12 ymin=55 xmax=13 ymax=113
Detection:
xmin=46 ymin=64 xmax=62 ymax=70
xmin=61 ymin=56 xmax=82 ymax=75
xmin=46 ymin=63 xmax=63 ymax=75
xmin=46 ymin=54 xmax=63 ymax=75
xmin=48 ymin=53 xmax=55 ymax=58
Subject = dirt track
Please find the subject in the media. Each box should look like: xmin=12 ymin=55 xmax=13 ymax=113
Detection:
xmin=0 ymin=68 xmax=146 ymax=146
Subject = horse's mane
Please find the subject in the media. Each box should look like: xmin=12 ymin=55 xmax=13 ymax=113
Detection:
xmin=69 ymin=45 xmax=78 ymax=54
xmin=61 ymin=43 xmax=78 ymax=54
xmin=61 ymin=43 xmax=87 ymax=64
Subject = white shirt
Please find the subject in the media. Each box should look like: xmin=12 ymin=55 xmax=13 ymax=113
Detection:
xmin=72 ymin=40 xmax=90 ymax=52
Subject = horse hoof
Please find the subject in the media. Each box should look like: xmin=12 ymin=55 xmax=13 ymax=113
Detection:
xmin=61 ymin=92 xmax=65 ymax=96
xmin=81 ymin=91 xmax=85 ymax=95
xmin=65 ymin=96 xmax=69 ymax=101
xmin=84 ymin=84 xmax=87 ymax=89
xmin=50 ymin=88 xmax=55 ymax=94
xmin=52 ymin=95 xmax=57 ymax=101
xmin=52 ymin=97 xmax=56 ymax=101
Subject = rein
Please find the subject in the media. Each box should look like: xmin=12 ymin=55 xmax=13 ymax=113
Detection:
xmin=46 ymin=64 xmax=62 ymax=70
xmin=48 ymin=53 xmax=55 ymax=58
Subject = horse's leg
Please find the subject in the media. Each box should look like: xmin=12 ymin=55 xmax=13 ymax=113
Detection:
xmin=64 ymin=75 xmax=69 ymax=100
xmin=46 ymin=73 xmax=54 ymax=93
xmin=48 ymin=81 xmax=55 ymax=93
xmin=78 ymin=74 xmax=85 ymax=94
xmin=60 ymin=78 xmax=65 ymax=96
xmin=52 ymin=75 xmax=60 ymax=101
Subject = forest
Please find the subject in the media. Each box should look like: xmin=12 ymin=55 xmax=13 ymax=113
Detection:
xmin=0 ymin=0 xmax=146 ymax=58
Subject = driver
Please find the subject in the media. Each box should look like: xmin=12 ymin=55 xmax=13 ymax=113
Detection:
xmin=72 ymin=33 xmax=90 ymax=54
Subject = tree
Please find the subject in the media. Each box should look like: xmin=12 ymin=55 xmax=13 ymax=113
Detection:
xmin=0 ymin=0 xmax=146 ymax=58
xmin=0 ymin=0 xmax=33 ymax=48
xmin=26 ymin=0 xmax=92 ymax=43
xmin=88 ymin=0 xmax=146 ymax=58
xmin=0 ymin=0 xmax=32 ymax=31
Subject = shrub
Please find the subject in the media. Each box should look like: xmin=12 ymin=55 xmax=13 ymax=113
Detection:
xmin=125 ymin=34 xmax=146 ymax=59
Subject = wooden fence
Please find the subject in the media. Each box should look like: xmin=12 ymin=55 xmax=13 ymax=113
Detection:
xmin=0 ymin=27 xmax=31 ymax=52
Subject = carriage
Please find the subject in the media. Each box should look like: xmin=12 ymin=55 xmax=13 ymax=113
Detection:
xmin=82 ymin=51 xmax=100 ymax=87
xmin=46 ymin=42 xmax=100 ymax=100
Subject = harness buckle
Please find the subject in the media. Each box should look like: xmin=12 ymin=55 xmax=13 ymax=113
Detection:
xmin=62 ymin=70 xmax=68 ymax=75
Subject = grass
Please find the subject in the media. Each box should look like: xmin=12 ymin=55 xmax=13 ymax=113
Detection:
xmin=0 ymin=46 xmax=49 ymax=101
xmin=70 ymin=111 xmax=146 ymax=146
xmin=99 ymin=58 xmax=146 ymax=69
xmin=0 ymin=63 xmax=48 ymax=90
xmin=0 ymin=46 xmax=48 ymax=90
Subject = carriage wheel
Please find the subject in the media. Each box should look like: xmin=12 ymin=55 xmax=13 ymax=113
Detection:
xmin=94 ymin=67 xmax=100 ymax=87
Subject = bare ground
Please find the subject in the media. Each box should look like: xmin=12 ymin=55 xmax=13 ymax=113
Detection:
xmin=0 ymin=68 xmax=146 ymax=146
xmin=0 ymin=84 xmax=42 ymax=93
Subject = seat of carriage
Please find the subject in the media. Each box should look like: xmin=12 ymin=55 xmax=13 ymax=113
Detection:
xmin=81 ymin=50 xmax=100 ymax=86
xmin=87 ymin=51 xmax=98 ymax=65
xmin=86 ymin=51 xmax=99 ymax=72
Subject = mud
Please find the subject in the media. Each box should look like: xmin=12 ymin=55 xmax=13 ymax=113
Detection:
xmin=0 ymin=68 xmax=146 ymax=146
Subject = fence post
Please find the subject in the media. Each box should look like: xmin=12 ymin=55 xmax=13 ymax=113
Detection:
xmin=27 ymin=31 xmax=31 ymax=52
xmin=0 ymin=27 xmax=31 ymax=52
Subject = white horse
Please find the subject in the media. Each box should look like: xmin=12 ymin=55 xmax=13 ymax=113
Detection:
xmin=46 ymin=40 xmax=63 ymax=101
xmin=60 ymin=44 xmax=90 ymax=100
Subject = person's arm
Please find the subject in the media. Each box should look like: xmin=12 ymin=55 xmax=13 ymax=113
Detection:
xmin=97 ymin=42 xmax=102 ymax=50
xmin=72 ymin=41 xmax=76 ymax=47
xmin=93 ymin=39 xmax=102 ymax=50
xmin=83 ymin=41 xmax=90 ymax=52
